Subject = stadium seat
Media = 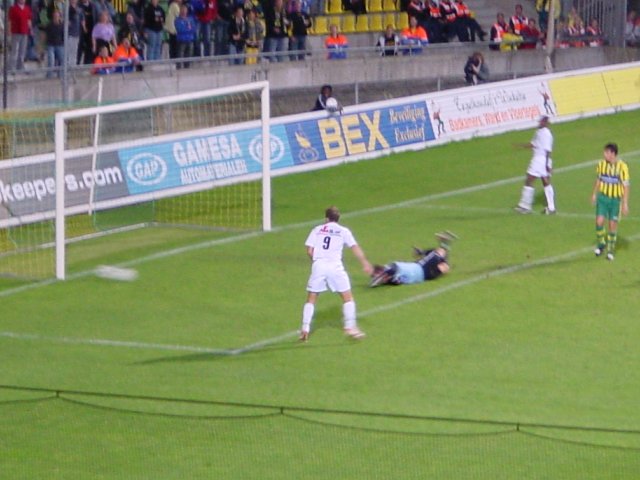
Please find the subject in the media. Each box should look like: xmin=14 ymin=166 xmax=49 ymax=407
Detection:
xmin=382 ymin=0 xmax=396 ymax=11
xmin=369 ymin=13 xmax=384 ymax=32
xmin=396 ymin=12 xmax=409 ymax=30
xmin=341 ymin=14 xmax=357 ymax=33
xmin=355 ymin=14 xmax=369 ymax=32
xmin=367 ymin=0 xmax=383 ymax=12
xmin=326 ymin=0 xmax=343 ymax=14
xmin=312 ymin=15 xmax=330 ymax=35
xmin=383 ymin=12 xmax=396 ymax=28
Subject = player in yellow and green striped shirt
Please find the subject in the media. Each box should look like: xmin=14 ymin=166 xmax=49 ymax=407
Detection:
xmin=591 ymin=143 xmax=630 ymax=261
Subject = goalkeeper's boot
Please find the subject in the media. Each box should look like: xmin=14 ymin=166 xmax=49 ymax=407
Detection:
xmin=344 ymin=327 xmax=366 ymax=340
xmin=436 ymin=230 xmax=458 ymax=250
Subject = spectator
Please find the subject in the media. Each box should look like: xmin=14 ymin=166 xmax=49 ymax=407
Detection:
xmin=67 ymin=0 xmax=83 ymax=66
xmin=8 ymin=0 xmax=33 ymax=71
xmin=586 ymin=18 xmax=604 ymax=47
xmin=143 ymin=0 xmax=165 ymax=60
xmin=175 ymin=3 xmax=196 ymax=68
xmin=535 ymin=0 xmax=559 ymax=33
xmin=377 ymin=24 xmax=399 ymax=56
xmin=425 ymin=0 xmax=445 ymax=43
xmin=567 ymin=17 xmax=585 ymax=48
xmin=113 ymin=36 xmax=141 ymax=71
xmin=164 ymin=0 xmax=181 ymax=59
xmin=490 ymin=12 xmax=507 ymax=51
xmin=92 ymin=44 xmax=115 ymax=73
xmin=119 ymin=11 xmax=145 ymax=54
xmin=324 ymin=23 xmax=348 ymax=59
xmin=519 ymin=18 xmax=541 ymax=49
xmin=343 ymin=0 xmax=365 ymax=16
xmin=555 ymin=19 xmax=570 ymax=49
xmin=77 ymin=0 xmax=94 ymax=64
xmin=464 ymin=51 xmax=488 ymax=85
xmin=92 ymin=10 xmax=117 ymax=56
xmin=400 ymin=15 xmax=428 ymax=54
xmin=213 ymin=0 xmax=232 ymax=56
xmin=625 ymin=11 xmax=638 ymax=47
xmin=500 ymin=24 xmax=522 ymax=51
xmin=312 ymin=84 xmax=332 ymax=111
xmin=439 ymin=0 xmax=458 ymax=41
xmin=453 ymin=0 xmax=485 ymax=42
xmin=92 ymin=0 xmax=116 ymax=23
xmin=406 ymin=0 xmax=427 ymax=29
xmin=566 ymin=6 xmax=582 ymax=29
xmin=195 ymin=0 xmax=217 ymax=57
xmin=127 ymin=0 xmax=145 ymax=27
xmin=228 ymin=5 xmax=245 ymax=64
xmin=288 ymin=0 xmax=311 ymax=61
xmin=509 ymin=4 xmax=527 ymax=35
xmin=263 ymin=0 xmax=288 ymax=62
xmin=244 ymin=7 xmax=263 ymax=64
xmin=45 ymin=9 xmax=64 ymax=77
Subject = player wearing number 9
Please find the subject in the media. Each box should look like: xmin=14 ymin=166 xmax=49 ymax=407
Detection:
xmin=299 ymin=206 xmax=373 ymax=342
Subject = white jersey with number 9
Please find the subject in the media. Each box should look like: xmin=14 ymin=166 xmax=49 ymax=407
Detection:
xmin=305 ymin=221 xmax=357 ymax=292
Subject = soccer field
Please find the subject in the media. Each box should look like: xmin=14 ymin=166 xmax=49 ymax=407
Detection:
xmin=2 ymin=111 xmax=640 ymax=479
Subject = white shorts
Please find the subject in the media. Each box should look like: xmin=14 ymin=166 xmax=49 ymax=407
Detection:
xmin=527 ymin=155 xmax=552 ymax=178
xmin=306 ymin=260 xmax=352 ymax=293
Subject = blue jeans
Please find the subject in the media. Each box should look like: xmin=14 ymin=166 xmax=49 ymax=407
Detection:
xmin=213 ymin=19 xmax=229 ymax=56
xmin=196 ymin=21 xmax=212 ymax=57
xmin=289 ymin=35 xmax=306 ymax=61
xmin=145 ymin=29 xmax=163 ymax=60
xmin=264 ymin=36 xmax=286 ymax=62
xmin=47 ymin=45 xmax=64 ymax=78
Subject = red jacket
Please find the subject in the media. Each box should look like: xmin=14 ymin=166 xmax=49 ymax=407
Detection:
xmin=9 ymin=3 xmax=32 ymax=35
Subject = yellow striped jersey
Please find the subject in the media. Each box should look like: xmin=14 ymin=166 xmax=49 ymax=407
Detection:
xmin=596 ymin=159 xmax=630 ymax=198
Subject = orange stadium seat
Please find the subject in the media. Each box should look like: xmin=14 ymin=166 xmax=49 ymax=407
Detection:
xmin=367 ymin=0 xmax=383 ymax=12
xmin=355 ymin=14 xmax=369 ymax=32
xmin=341 ymin=14 xmax=357 ymax=33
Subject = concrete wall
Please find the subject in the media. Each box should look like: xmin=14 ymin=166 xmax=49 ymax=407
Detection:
xmin=3 ymin=45 xmax=639 ymax=111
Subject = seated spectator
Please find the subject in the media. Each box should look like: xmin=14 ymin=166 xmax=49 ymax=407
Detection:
xmin=425 ymin=0 xmax=445 ymax=43
xmin=400 ymin=15 xmax=428 ymax=55
xmin=586 ymin=18 xmax=604 ymax=47
xmin=566 ymin=6 xmax=583 ymax=29
xmin=228 ymin=5 xmax=246 ymax=65
xmin=92 ymin=10 xmax=117 ymax=56
xmin=113 ymin=36 xmax=141 ymax=72
xmin=489 ymin=12 xmax=507 ymax=51
xmin=567 ymin=17 xmax=586 ymax=48
xmin=377 ymin=24 xmax=399 ymax=56
xmin=625 ymin=11 xmax=637 ymax=46
xmin=343 ymin=0 xmax=366 ymax=16
xmin=519 ymin=18 xmax=541 ymax=49
xmin=464 ymin=51 xmax=488 ymax=85
xmin=175 ymin=3 xmax=196 ymax=68
xmin=325 ymin=24 xmax=348 ymax=59
xmin=555 ymin=19 xmax=570 ymax=49
xmin=92 ymin=45 xmax=115 ymax=74
xmin=509 ymin=4 xmax=527 ymax=35
xmin=244 ymin=8 xmax=264 ymax=65
xmin=453 ymin=0 xmax=485 ymax=42
xmin=439 ymin=0 xmax=458 ymax=40
xmin=45 ymin=9 xmax=64 ymax=78
xmin=500 ymin=24 xmax=521 ymax=51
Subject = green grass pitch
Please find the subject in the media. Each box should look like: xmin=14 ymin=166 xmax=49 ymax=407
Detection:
xmin=2 ymin=111 xmax=640 ymax=478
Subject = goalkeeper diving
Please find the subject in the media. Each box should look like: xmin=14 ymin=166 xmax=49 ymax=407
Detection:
xmin=369 ymin=231 xmax=458 ymax=287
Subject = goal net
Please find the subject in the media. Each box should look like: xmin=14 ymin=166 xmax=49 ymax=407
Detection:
xmin=0 ymin=81 xmax=271 ymax=281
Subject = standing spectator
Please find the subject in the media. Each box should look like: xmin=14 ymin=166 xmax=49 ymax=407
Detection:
xmin=213 ymin=0 xmax=232 ymax=56
xmin=164 ymin=0 xmax=181 ymax=59
xmin=463 ymin=51 xmax=488 ymax=85
xmin=113 ymin=36 xmax=141 ymax=71
xmin=324 ymin=23 xmax=348 ymax=59
xmin=263 ymin=0 xmax=288 ymax=62
xmin=298 ymin=206 xmax=373 ymax=342
xmin=77 ymin=0 xmax=94 ymax=64
xmin=119 ymin=11 xmax=145 ymax=55
xmin=509 ymin=4 xmax=527 ymax=36
xmin=515 ymin=115 xmax=556 ymax=215
xmin=591 ymin=143 xmax=630 ymax=261
xmin=175 ymin=3 xmax=196 ymax=67
xmin=244 ymin=8 xmax=263 ymax=64
xmin=195 ymin=0 xmax=217 ymax=57
xmin=343 ymin=0 xmax=365 ymax=16
xmin=406 ymin=0 xmax=427 ymax=30
xmin=535 ymin=0 xmax=559 ymax=33
xmin=8 ymin=0 xmax=33 ymax=71
xmin=377 ymin=24 xmax=399 ymax=56
xmin=489 ymin=12 xmax=507 ymax=50
xmin=92 ymin=0 xmax=116 ymax=23
xmin=92 ymin=10 xmax=117 ymax=55
xmin=45 ymin=9 xmax=64 ymax=77
xmin=400 ymin=15 xmax=428 ymax=55
xmin=288 ymin=0 xmax=311 ymax=61
xmin=228 ymin=5 xmax=245 ymax=64
xmin=67 ymin=0 xmax=83 ymax=66
xmin=143 ymin=0 xmax=165 ymax=60
xmin=586 ymin=18 xmax=604 ymax=47
xmin=519 ymin=18 xmax=540 ymax=49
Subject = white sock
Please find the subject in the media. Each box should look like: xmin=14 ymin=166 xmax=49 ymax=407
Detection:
xmin=544 ymin=184 xmax=555 ymax=211
xmin=518 ymin=186 xmax=535 ymax=210
xmin=301 ymin=303 xmax=314 ymax=333
xmin=343 ymin=301 xmax=356 ymax=329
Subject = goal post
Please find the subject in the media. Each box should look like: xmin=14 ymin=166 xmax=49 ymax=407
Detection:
xmin=51 ymin=81 xmax=271 ymax=280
